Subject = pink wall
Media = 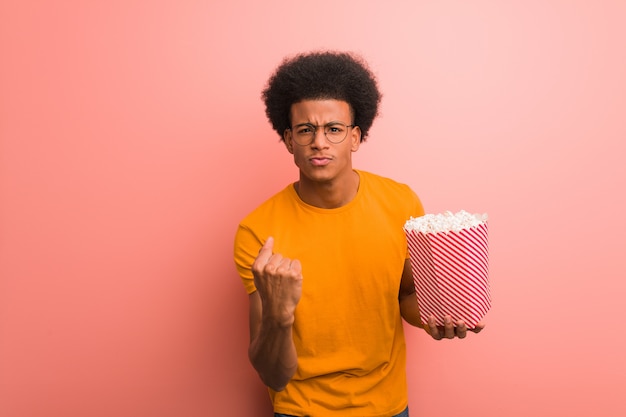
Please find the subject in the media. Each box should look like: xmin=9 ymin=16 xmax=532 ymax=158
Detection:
xmin=1 ymin=1 xmax=625 ymax=416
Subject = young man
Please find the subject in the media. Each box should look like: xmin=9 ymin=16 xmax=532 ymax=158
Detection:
xmin=234 ymin=51 xmax=484 ymax=417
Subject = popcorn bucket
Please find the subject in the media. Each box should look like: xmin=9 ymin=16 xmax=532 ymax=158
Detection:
xmin=404 ymin=214 xmax=491 ymax=329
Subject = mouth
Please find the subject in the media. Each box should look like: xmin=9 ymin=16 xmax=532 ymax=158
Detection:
xmin=309 ymin=156 xmax=332 ymax=167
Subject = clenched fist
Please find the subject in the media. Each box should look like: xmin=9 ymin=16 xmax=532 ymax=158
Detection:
xmin=251 ymin=237 xmax=303 ymax=327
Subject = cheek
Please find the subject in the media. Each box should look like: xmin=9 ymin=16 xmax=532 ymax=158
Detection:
xmin=292 ymin=149 xmax=305 ymax=167
xmin=341 ymin=144 xmax=357 ymax=159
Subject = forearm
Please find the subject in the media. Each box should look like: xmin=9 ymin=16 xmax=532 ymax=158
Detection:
xmin=399 ymin=259 xmax=426 ymax=329
xmin=399 ymin=291 xmax=424 ymax=329
xmin=247 ymin=238 xmax=303 ymax=391
xmin=249 ymin=318 xmax=298 ymax=391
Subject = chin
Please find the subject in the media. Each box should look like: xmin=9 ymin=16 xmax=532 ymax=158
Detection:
xmin=302 ymin=169 xmax=335 ymax=183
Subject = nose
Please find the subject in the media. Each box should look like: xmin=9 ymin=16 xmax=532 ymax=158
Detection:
xmin=310 ymin=127 xmax=329 ymax=148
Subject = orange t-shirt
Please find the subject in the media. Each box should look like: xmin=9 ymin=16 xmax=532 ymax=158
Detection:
xmin=234 ymin=170 xmax=424 ymax=417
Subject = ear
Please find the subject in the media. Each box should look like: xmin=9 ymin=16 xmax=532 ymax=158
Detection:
xmin=350 ymin=126 xmax=362 ymax=152
xmin=284 ymin=129 xmax=294 ymax=154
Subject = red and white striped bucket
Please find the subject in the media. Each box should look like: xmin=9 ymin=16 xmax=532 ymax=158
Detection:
xmin=405 ymin=222 xmax=490 ymax=329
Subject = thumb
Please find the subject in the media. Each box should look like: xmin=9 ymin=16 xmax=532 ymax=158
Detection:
xmin=257 ymin=236 xmax=274 ymax=258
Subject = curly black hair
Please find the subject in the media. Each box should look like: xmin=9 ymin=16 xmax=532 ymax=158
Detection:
xmin=262 ymin=51 xmax=382 ymax=142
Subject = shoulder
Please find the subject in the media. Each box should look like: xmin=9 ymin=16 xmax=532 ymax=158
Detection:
xmin=358 ymin=170 xmax=425 ymax=216
xmin=239 ymin=184 xmax=295 ymax=225
xmin=234 ymin=184 xmax=296 ymax=285
xmin=358 ymin=170 xmax=415 ymax=195
xmin=236 ymin=185 xmax=293 ymax=248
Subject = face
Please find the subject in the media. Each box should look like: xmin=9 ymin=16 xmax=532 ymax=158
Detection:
xmin=284 ymin=99 xmax=362 ymax=186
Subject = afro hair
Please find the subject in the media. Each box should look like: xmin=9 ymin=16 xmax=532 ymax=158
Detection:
xmin=262 ymin=51 xmax=382 ymax=142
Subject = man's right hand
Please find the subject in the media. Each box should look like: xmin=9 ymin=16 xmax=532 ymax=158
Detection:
xmin=251 ymin=236 xmax=303 ymax=327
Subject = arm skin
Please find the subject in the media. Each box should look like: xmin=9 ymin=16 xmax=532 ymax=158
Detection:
xmin=248 ymin=237 xmax=302 ymax=391
xmin=248 ymin=292 xmax=298 ymax=391
xmin=398 ymin=258 xmax=426 ymax=328
xmin=398 ymin=259 xmax=485 ymax=340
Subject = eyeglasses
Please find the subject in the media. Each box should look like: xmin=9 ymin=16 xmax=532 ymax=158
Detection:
xmin=287 ymin=122 xmax=356 ymax=146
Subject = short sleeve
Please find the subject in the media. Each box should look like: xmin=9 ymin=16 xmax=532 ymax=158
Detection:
xmin=405 ymin=186 xmax=425 ymax=259
xmin=233 ymin=223 xmax=262 ymax=294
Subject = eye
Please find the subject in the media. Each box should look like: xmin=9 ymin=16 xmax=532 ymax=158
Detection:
xmin=326 ymin=124 xmax=345 ymax=134
xmin=296 ymin=125 xmax=314 ymax=134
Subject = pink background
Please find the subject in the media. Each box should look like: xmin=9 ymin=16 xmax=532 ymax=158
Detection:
xmin=1 ymin=1 xmax=625 ymax=416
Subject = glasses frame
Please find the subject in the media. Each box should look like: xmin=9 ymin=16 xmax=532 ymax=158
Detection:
xmin=287 ymin=122 xmax=356 ymax=146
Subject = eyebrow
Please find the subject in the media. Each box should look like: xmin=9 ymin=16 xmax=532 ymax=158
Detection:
xmin=292 ymin=121 xmax=346 ymax=127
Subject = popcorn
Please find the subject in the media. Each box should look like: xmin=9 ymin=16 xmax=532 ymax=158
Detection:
xmin=404 ymin=210 xmax=491 ymax=329
xmin=404 ymin=210 xmax=488 ymax=233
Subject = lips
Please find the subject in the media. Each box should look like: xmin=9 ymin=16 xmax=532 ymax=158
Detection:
xmin=310 ymin=156 xmax=331 ymax=167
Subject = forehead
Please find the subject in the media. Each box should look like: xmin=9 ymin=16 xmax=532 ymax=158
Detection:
xmin=290 ymin=99 xmax=352 ymax=124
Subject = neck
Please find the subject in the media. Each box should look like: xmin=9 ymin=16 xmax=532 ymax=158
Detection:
xmin=295 ymin=170 xmax=360 ymax=209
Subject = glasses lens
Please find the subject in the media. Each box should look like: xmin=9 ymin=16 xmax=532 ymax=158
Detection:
xmin=324 ymin=123 xmax=348 ymax=143
xmin=291 ymin=123 xmax=351 ymax=145
xmin=292 ymin=125 xmax=314 ymax=145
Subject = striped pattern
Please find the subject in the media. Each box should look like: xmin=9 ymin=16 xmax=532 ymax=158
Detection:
xmin=406 ymin=222 xmax=490 ymax=329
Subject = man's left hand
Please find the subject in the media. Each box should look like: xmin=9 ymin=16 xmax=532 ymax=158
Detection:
xmin=426 ymin=315 xmax=485 ymax=340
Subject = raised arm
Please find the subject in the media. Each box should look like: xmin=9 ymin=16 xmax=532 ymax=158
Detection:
xmin=248 ymin=237 xmax=302 ymax=391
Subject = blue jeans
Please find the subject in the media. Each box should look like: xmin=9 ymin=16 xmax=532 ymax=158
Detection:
xmin=275 ymin=406 xmax=409 ymax=417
